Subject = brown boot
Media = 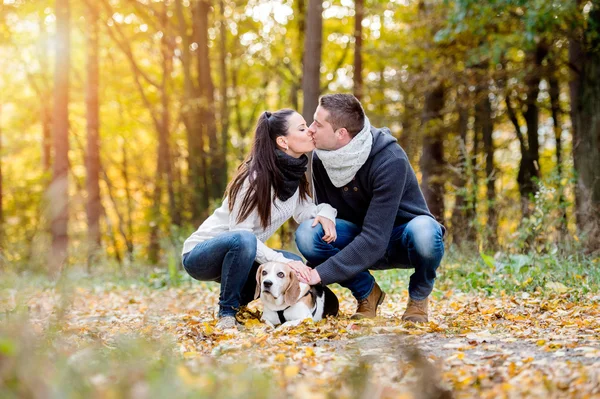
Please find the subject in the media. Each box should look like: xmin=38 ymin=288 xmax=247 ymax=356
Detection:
xmin=351 ymin=282 xmax=386 ymax=319
xmin=401 ymin=297 xmax=429 ymax=323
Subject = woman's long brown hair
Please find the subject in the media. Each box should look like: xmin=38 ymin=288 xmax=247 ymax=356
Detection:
xmin=226 ymin=109 xmax=310 ymax=229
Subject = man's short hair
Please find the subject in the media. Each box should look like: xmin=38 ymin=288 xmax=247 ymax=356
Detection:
xmin=319 ymin=94 xmax=366 ymax=137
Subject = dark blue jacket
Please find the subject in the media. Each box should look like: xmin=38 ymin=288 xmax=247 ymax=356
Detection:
xmin=313 ymin=126 xmax=438 ymax=284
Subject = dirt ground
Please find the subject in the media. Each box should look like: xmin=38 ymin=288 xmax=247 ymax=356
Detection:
xmin=5 ymin=282 xmax=600 ymax=398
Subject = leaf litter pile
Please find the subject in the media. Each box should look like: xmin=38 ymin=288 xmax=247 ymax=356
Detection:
xmin=2 ymin=278 xmax=600 ymax=398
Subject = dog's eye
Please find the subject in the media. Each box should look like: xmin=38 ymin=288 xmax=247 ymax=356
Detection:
xmin=277 ymin=272 xmax=284 ymax=278
xmin=262 ymin=270 xmax=268 ymax=276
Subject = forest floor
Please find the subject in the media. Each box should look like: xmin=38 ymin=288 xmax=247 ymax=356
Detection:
xmin=2 ymin=264 xmax=600 ymax=398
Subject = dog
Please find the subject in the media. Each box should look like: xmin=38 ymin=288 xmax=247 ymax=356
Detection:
xmin=254 ymin=261 xmax=339 ymax=328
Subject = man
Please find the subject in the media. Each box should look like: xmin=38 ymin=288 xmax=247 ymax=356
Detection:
xmin=294 ymin=94 xmax=445 ymax=323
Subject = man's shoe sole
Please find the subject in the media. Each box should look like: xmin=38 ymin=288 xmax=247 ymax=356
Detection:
xmin=350 ymin=291 xmax=386 ymax=320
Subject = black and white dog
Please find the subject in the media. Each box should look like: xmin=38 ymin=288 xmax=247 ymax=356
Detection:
xmin=254 ymin=261 xmax=339 ymax=328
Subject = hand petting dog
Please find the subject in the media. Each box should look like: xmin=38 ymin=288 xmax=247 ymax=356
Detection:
xmin=287 ymin=261 xmax=321 ymax=284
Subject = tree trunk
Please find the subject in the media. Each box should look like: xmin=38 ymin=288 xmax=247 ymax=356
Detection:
xmin=548 ymin=69 xmax=568 ymax=237
xmin=480 ymin=86 xmax=496 ymax=244
xmin=302 ymin=0 xmax=323 ymax=194
xmin=175 ymin=0 xmax=209 ymax=224
xmin=39 ymin=10 xmax=52 ymax=172
xmin=302 ymin=0 xmax=323 ymax=122
xmin=49 ymin=0 xmax=70 ymax=275
xmin=121 ymin=139 xmax=134 ymax=263
xmin=85 ymin=2 xmax=101 ymax=259
xmin=420 ymin=84 xmax=445 ymax=223
xmin=399 ymin=93 xmax=419 ymax=165
xmin=0 ymin=104 xmax=3 ymax=248
xmin=160 ymin=4 xmax=179 ymax=228
xmin=353 ymin=0 xmax=364 ymax=101
xmin=504 ymin=95 xmax=531 ymax=219
xmin=42 ymin=108 xmax=52 ymax=172
xmin=519 ymin=44 xmax=547 ymax=214
xmin=196 ymin=0 xmax=223 ymax=201
xmin=289 ymin=0 xmax=305 ymax=110
xmin=451 ymin=102 xmax=469 ymax=245
xmin=569 ymin=0 xmax=600 ymax=252
xmin=218 ymin=0 xmax=229 ymax=188
xmin=149 ymin=3 xmax=179 ymax=262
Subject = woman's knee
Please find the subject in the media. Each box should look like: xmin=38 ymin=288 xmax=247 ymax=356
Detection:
xmin=230 ymin=231 xmax=258 ymax=259
xmin=295 ymin=220 xmax=323 ymax=254
xmin=406 ymin=216 xmax=444 ymax=259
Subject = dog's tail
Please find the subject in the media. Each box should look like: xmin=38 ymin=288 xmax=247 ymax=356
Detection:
xmin=322 ymin=285 xmax=339 ymax=317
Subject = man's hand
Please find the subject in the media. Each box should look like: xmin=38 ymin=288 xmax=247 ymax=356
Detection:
xmin=287 ymin=260 xmax=312 ymax=282
xmin=299 ymin=269 xmax=321 ymax=285
xmin=313 ymin=216 xmax=336 ymax=243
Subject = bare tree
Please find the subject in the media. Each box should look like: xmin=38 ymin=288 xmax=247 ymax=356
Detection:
xmin=86 ymin=1 xmax=102 ymax=259
xmin=451 ymin=100 xmax=469 ymax=245
xmin=548 ymin=65 xmax=567 ymax=237
xmin=420 ymin=84 xmax=445 ymax=223
xmin=176 ymin=0 xmax=210 ymax=223
xmin=302 ymin=0 xmax=323 ymax=192
xmin=302 ymin=0 xmax=323 ymax=122
xmin=49 ymin=0 xmax=71 ymax=275
xmin=569 ymin=0 xmax=600 ymax=252
xmin=218 ymin=0 xmax=229 ymax=190
xmin=353 ymin=0 xmax=364 ymax=101
xmin=0 ymin=104 xmax=3 ymax=248
xmin=195 ymin=0 xmax=224 ymax=200
xmin=99 ymin=0 xmax=179 ymax=262
xmin=479 ymin=85 xmax=496 ymax=243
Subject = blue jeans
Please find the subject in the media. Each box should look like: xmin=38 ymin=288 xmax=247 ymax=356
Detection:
xmin=182 ymin=231 xmax=302 ymax=317
xmin=295 ymin=215 xmax=444 ymax=301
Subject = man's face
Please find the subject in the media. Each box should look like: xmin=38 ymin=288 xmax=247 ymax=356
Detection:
xmin=308 ymin=106 xmax=340 ymax=150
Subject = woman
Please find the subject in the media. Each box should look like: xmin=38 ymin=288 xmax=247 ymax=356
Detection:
xmin=181 ymin=109 xmax=337 ymax=329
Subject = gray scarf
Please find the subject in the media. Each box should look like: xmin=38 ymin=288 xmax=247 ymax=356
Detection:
xmin=314 ymin=117 xmax=373 ymax=187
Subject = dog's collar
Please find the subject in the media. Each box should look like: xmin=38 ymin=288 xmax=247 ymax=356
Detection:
xmin=276 ymin=308 xmax=289 ymax=324
xmin=276 ymin=290 xmax=317 ymax=324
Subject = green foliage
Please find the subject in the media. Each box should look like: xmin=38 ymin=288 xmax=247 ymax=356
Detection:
xmin=432 ymin=248 xmax=600 ymax=296
xmin=508 ymin=172 xmax=574 ymax=253
xmin=0 ymin=0 xmax=592 ymax=273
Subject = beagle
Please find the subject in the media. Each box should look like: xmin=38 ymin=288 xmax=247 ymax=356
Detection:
xmin=254 ymin=262 xmax=339 ymax=328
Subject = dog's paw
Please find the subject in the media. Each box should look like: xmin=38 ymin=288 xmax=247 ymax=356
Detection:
xmin=263 ymin=319 xmax=276 ymax=330
xmin=279 ymin=318 xmax=308 ymax=329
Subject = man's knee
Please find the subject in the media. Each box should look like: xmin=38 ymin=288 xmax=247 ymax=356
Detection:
xmin=295 ymin=220 xmax=323 ymax=254
xmin=406 ymin=216 xmax=444 ymax=260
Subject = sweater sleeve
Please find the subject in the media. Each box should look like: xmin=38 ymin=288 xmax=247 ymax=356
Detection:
xmin=315 ymin=155 xmax=409 ymax=284
xmin=292 ymin=195 xmax=337 ymax=225
xmin=228 ymin=180 xmax=295 ymax=265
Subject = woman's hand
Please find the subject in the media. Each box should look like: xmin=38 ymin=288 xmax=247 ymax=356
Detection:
xmin=313 ymin=216 xmax=336 ymax=243
xmin=288 ymin=261 xmax=312 ymax=282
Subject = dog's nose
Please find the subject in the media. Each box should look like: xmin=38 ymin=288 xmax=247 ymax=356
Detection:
xmin=263 ymin=280 xmax=273 ymax=288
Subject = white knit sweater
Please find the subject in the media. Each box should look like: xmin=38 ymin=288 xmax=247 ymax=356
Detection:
xmin=182 ymin=180 xmax=337 ymax=264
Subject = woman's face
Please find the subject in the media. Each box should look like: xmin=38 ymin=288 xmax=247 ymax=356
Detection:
xmin=279 ymin=112 xmax=315 ymax=157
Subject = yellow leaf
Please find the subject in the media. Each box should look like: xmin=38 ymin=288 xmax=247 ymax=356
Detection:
xmin=546 ymin=282 xmax=568 ymax=293
xmin=202 ymin=322 xmax=214 ymax=335
xmin=274 ymin=353 xmax=285 ymax=362
xmin=305 ymin=347 xmax=315 ymax=357
xmin=284 ymin=365 xmax=300 ymax=378
xmin=244 ymin=319 xmax=262 ymax=328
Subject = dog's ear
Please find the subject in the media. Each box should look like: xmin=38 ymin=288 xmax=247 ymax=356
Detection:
xmin=284 ymin=270 xmax=301 ymax=306
xmin=254 ymin=264 xmax=264 ymax=300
